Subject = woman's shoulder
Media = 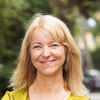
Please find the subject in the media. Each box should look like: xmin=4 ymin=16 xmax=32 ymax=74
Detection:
xmin=11 ymin=86 xmax=28 ymax=95
xmin=68 ymin=93 xmax=93 ymax=100
xmin=1 ymin=87 xmax=29 ymax=100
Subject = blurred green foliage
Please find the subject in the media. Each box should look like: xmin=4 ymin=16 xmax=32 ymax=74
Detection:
xmin=48 ymin=0 xmax=100 ymax=37
xmin=91 ymin=21 xmax=100 ymax=70
xmin=91 ymin=46 xmax=100 ymax=70
xmin=0 ymin=0 xmax=28 ymax=66
xmin=89 ymin=2 xmax=100 ymax=70
xmin=0 ymin=64 xmax=13 ymax=97
xmin=93 ymin=23 xmax=100 ymax=37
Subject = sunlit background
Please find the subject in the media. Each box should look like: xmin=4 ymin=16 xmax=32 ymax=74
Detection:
xmin=0 ymin=0 xmax=100 ymax=99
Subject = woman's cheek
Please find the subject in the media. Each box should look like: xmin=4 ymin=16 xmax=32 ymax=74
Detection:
xmin=31 ymin=51 xmax=41 ymax=60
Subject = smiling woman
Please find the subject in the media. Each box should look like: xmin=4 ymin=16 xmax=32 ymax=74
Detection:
xmin=2 ymin=14 xmax=93 ymax=100
xmin=30 ymin=27 xmax=66 ymax=77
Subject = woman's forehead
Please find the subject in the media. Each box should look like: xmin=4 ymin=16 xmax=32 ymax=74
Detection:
xmin=31 ymin=27 xmax=54 ymax=41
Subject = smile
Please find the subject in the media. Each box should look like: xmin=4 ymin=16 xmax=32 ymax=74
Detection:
xmin=40 ymin=60 xmax=55 ymax=64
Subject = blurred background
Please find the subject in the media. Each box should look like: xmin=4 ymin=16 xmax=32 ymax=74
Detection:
xmin=0 ymin=0 xmax=100 ymax=99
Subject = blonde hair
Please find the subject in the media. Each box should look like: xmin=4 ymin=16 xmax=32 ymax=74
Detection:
xmin=10 ymin=14 xmax=89 ymax=96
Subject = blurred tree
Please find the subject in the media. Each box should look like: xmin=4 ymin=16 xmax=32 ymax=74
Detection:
xmin=89 ymin=2 xmax=100 ymax=37
xmin=91 ymin=46 xmax=100 ymax=70
xmin=48 ymin=0 xmax=100 ymax=37
xmin=0 ymin=64 xmax=13 ymax=97
xmin=0 ymin=0 xmax=29 ymax=66
xmin=89 ymin=3 xmax=100 ymax=70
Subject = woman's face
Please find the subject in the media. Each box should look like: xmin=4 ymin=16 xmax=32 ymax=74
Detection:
xmin=30 ymin=27 xmax=66 ymax=76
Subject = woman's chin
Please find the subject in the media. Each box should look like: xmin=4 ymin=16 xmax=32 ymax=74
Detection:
xmin=38 ymin=68 xmax=61 ymax=77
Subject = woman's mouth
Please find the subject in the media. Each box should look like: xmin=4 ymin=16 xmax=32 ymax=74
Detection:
xmin=40 ymin=60 xmax=55 ymax=64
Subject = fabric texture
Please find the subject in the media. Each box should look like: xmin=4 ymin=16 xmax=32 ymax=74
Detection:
xmin=1 ymin=87 xmax=93 ymax=100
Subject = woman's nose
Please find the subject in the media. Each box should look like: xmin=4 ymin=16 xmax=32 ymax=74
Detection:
xmin=42 ymin=46 xmax=51 ymax=58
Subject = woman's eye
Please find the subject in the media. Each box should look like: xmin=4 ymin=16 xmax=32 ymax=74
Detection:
xmin=51 ymin=44 xmax=58 ymax=47
xmin=33 ymin=46 xmax=41 ymax=49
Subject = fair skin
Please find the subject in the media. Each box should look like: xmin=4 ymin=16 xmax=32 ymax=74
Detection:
xmin=29 ymin=27 xmax=71 ymax=100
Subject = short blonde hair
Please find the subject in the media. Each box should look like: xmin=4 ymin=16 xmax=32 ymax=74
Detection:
xmin=10 ymin=14 xmax=89 ymax=96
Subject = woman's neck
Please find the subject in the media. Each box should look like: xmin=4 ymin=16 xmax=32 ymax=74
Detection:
xmin=33 ymin=72 xmax=65 ymax=94
xmin=29 ymin=72 xmax=71 ymax=100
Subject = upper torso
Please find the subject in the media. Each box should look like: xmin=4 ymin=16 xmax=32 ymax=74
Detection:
xmin=1 ymin=87 xmax=93 ymax=100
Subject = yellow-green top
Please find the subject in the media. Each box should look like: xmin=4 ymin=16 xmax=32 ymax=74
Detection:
xmin=1 ymin=87 xmax=93 ymax=100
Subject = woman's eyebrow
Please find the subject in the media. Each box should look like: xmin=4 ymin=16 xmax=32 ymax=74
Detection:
xmin=32 ymin=42 xmax=41 ymax=45
xmin=32 ymin=41 xmax=57 ymax=46
xmin=49 ymin=41 xmax=57 ymax=44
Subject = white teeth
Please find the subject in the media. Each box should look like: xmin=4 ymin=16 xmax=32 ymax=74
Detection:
xmin=46 ymin=62 xmax=51 ymax=64
xmin=47 ymin=62 xmax=51 ymax=64
xmin=43 ymin=61 xmax=51 ymax=64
